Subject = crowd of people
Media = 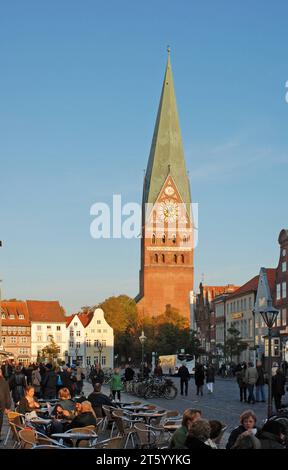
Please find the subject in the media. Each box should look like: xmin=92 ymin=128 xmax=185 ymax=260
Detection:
xmin=1 ymin=358 xmax=288 ymax=449
xmin=169 ymin=408 xmax=288 ymax=449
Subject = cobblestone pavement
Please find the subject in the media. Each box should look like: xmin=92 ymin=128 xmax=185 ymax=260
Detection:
xmin=0 ymin=376 xmax=278 ymax=449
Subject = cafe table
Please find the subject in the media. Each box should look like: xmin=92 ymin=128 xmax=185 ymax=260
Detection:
xmin=51 ymin=432 xmax=98 ymax=448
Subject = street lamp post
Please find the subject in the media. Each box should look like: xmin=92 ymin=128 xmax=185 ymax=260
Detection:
xmin=259 ymin=305 xmax=279 ymax=418
xmin=139 ymin=330 xmax=147 ymax=381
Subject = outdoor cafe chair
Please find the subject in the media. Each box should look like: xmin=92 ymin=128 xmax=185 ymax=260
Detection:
xmin=4 ymin=411 xmax=25 ymax=447
xmin=63 ymin=425 xmax=98 ymax=447
xmin=111 ymin=410 xmax=139 ymax=448
xmin=134 ymin=422 xmax=157 ymax=449
xmin=102 ymin=405 xmax=118 ymax=437
xmin=93 ymin=436 xmax=125 ymax=449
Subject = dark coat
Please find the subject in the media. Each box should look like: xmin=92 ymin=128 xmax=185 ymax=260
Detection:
xmin=185 ymin=436 xmax=213 ymax=450
xmin=258 ymin=431 xmax=285 ymax=449
xmin=272 ymin=372 xmax=286 ymax=396
xmin=226 ymin=425 xmax=247 ymax=449
xmin=66 ymin=411 xmax=97 ymax=430
xmin=87 ymin=392 xmax=114 ymax=416
xmin=124 ymin=367 xmax=135 ymax=381
xmin=42 ymin=370 xmax=57 ymax=396
xmin=178 ymin=365 xmax=190 ymax=380
xmin=90 ymin=369 xmax=105 ymax=385
xmin=194 ymin=366 xmax=205 ymax=386
xmin=206 ymin=366 xmax=215 ymax=383
xmin=0 ymin=377 xmax=12 ymax=410
xmin=256 ymin=366 xmax=265 ymax=386
xmin=235 ymin=369 xmax=246 ymax=388
xmin=9 ymin=371 xmax=26 ymax=403
xmin=61 ymin=370 xmax=74 ymax=395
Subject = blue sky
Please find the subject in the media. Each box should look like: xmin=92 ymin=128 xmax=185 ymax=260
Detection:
xmin=0 ymin=1 xmax=287 ymax=313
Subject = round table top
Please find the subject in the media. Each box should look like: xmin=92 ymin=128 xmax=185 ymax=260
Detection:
xmin=51 ymin=432 xmax=97 ymax=440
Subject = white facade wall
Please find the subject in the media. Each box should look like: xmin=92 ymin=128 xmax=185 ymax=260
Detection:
xmin=31 ymin=321 xmax=68 ymax=362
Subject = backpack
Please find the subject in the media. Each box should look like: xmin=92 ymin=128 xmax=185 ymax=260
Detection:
xmin=57 ymin=374 xmax=63 ymax=386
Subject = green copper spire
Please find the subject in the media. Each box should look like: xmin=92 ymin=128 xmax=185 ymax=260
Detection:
xmin=144 ymin=48 xmax=191 ymax=210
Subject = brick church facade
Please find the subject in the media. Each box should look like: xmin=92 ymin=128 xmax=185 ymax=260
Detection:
xmin=136 ymin=50 xmax=194 ymax=324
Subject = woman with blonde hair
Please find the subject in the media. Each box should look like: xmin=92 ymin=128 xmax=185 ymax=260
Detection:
xmin=58 ymin=387 xmax=75 ymax=412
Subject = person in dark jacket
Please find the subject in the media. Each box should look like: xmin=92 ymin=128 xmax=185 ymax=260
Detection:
xmin=226 ymin=410 xmax=257 ymax=449
xmin=194 ymin=364 xmax=205 ymax=396
xmin=153 ymin=363 xmax=163 ymax=378
xmin=178 ymin=362 xmax=190 ymax=396
xmin=9 ymin=365 xmax=26 ymax=405
xmin=185 ymin=419 xmax=213 ymax=450
xmin=42 ymin=364 xmax=57 ymax=399
xmin=87 ymin=383 xmax=114 ymax=417
xmin=255 ymin=361 xmax=266 ymax=403
xmin=66 ymin=401 xmax=97 ymax=430
xmin=257 ymin=420 xmax=286 ymax=449
xmin=235 ymin=362 xmax=247 ymax=402
xmin=0 ymin=368 xmax=11 ymax=440
xmin=61 ymin=367 xmax=75 ymax=397
xmin=206 ymin=364 xmax=215 ymax=393
xmin=90 ymin=364 xmax=105 ymax=387
xmin=1 ymin=361 xmax=13 ymax=381
xmin=272 ymin=368 xmax=286 ymax=411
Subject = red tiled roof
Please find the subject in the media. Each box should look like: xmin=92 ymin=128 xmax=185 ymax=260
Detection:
xmin=26 ymin=300 xmax=66 ymax=323
xmin=1 ymin=301 xmax=30 ymax=326
xmin=66 ymin=311 xmax=93 ymax=328
xmin=227 ymin=268 xmax=276 ymax=299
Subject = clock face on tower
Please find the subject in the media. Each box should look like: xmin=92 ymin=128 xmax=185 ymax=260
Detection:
xmin=164 ymin=185 xmax=175 ymax=196
xmin=157 ymin=199 xmax=178 ymax=223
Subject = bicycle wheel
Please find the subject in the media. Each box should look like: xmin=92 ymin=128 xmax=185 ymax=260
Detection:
xmin=164 ymin=385 xmax=178 ymax=400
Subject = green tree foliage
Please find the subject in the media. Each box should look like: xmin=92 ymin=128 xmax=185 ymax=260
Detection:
xmin=42 ymin=335 xmax=60 ymax=362
xmin=225 ymin=326 xmax=249 ymax=362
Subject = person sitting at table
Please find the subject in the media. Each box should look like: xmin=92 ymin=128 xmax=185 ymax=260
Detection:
xmin=169 ymin=408 xmax=202 ymax=449
xmin=17 ymin=385 xmax=41 ymax=415
xmin=58 ymin=387 xmax=76 ymax=413
xmin=185 ymin=419 xmax=214 ymax=450
xmin=66 ymin=401 xmax=97 ymax=430
xmin=87 ymin=383 xmax=114 ymax=417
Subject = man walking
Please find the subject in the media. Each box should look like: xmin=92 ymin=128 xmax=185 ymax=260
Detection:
xmin=245 ymin=362 xmax=258 ymax=404
xmin=256 ymin=361 xmax=266 ymax=403
xmin=178 ymin=362 xmax=190 ymax=396
xmin=0 ymin=368 xmax=11 ymax=441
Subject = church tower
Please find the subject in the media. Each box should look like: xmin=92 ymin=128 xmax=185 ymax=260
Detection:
xmin=136 ymin=49 xmax=194 ymax=324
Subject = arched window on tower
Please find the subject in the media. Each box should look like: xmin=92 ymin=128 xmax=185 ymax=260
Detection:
xmin=174 ymin=254 xmax=177 ymax=263
xmin=183 ymin=234 xmax=187 ymax=243
xmin=152 ymin=234 xmax=156 ymax=244
xmin=162 ymin=234 xmax=166 ymax=244
xmin=162 ymin=254 xmax=165 ymax=263
xmin=181 ymin=254 xmax=185 ymax=264
xmin=154 ymin=254 xmax=158 ymax=263
xmin=172 ymin=234 xmax=176 ymax=244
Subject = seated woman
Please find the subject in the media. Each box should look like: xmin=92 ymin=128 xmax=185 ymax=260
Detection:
xmin=58 ymin=387 xmax=76 ymax=412
xmin=17 ymin=385 xmax=41 ymax=415
xmin=226 ymin=410 xmax=258 ymax=449
xmin=66 ymin=401 xmax=97 ymax=430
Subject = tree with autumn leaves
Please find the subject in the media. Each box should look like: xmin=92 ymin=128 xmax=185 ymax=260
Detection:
xmin=81 ymin=295 xmax=203 ymax=365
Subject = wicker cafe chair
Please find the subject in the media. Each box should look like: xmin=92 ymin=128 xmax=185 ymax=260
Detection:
xmin=102 ymin=405 xmax=117 ymax=437
xmin=94 ymin=436 xmax=125 ymax=449
xmin=18 ymin=428 xmax=37 ymax=449
xmin=134 ymin=422 xmax=157 ymax=449
xmin=4 ymin=411 xmax=25 ymax=447
xmin=64 ymin=425 xmax=98 ymax=447
xmin=111 ymin=410 xmax=138 ymax=448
